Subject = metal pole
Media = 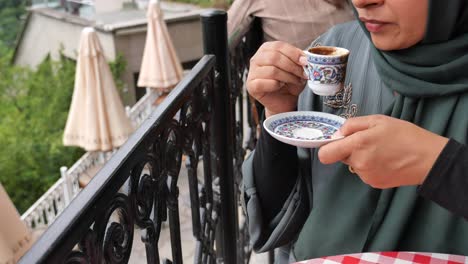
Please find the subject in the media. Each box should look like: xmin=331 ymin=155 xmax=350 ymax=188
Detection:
xmin=201 ymin=10 xmax=238 ymax=264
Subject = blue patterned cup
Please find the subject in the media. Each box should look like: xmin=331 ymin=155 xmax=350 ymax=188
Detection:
xmin=303 ymin=46 xmax=350 ymax=96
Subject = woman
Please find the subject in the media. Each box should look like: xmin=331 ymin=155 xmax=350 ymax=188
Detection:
xmin=243 ymin=0 xmax=468 ymax=262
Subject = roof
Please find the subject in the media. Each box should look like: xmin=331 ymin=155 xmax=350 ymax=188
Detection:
xmin=93 ymin=2 xmax=203 ymax=32
xmin=12 ymin=1 xmax=205 ymax=63
xmin=29 ymin=1 xmax=203 ymax=32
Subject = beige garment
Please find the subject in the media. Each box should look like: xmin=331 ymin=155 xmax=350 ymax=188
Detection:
xmin=227 ymin=0 xmax=355 ymax=49
xmin=0 ymin=185 xmax=33 ymax=264
xmin=63 ymin=27 xmax=134 ymax=151
xmin=138 ymin=0 xmax=184 ymax=90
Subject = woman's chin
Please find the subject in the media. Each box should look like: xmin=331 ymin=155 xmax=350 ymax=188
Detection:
xmin=371 ymin=35 xmax=417 ymax=51
xmin=371 ymin=36 xmax=399 ymax=51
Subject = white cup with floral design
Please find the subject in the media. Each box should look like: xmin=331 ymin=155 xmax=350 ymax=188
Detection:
xmin=303 ymin=46 xmax=350 ymax=96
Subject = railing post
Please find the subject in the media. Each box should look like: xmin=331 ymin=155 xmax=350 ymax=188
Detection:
xmin=201 ymin=10 xmax=238 ymax=264
xmin=60 ymin=166 xmax=71 ymax=205
xmin=125 ymin=105 xmax=131 ymax=117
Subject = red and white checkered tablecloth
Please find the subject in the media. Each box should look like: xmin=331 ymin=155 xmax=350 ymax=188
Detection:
xmin=295 ymin=252 xmax=468 ymax=264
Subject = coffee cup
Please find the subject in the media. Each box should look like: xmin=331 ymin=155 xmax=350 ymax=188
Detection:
xmin=303 ymin=46 xmax=350 ymax=96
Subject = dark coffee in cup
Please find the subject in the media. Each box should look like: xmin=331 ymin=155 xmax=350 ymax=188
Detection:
xmin=308 ymin=46 xmax=346 ymax=56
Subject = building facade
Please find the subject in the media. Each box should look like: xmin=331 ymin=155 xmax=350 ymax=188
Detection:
xmin=14 ymin=1 xmax=205 ymax=104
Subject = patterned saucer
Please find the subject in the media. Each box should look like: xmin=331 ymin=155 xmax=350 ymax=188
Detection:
xmin=263 ymin=111 xmax=345 ymax=148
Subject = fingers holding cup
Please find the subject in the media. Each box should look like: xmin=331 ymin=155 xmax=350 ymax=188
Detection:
xmin=251 ymin=47 xmax=308 ymax=81
xmin=247 ymin=41 xmax=308 ymax=116
xmin=251 ymin=65 xmax=306 ymax=87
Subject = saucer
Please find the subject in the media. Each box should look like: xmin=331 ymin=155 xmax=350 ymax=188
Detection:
xmin=263 ymin=111 xmax=345 ymax=148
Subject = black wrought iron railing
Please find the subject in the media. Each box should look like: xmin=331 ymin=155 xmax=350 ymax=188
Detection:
xmin=226 ymin=15 xmax=264 ymax=264
xmin=19 ymin=10 xmax=263 ymax=264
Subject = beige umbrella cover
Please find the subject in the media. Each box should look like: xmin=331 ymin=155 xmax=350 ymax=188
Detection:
xmin=0 ymin=184 xmax=33 ymax=264
xmin=138 ymin=0 xmax=184 ymax=90
xmin=63 ymin=27 xmax=133 ymax=151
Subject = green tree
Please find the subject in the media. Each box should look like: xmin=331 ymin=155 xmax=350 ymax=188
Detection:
xmin=0 ymin=49 xmax=128 ymax=213
xmin=0 ymin=0 xmax=27 ymax=55
xmin=0 ymin=53 xmax=84 ymax=213
xmin=109 ymin=53 xmax=128 ymax=91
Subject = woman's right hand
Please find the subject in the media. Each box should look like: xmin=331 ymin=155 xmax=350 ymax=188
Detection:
xmin=246 ymin=41 xmax=308 ymax=118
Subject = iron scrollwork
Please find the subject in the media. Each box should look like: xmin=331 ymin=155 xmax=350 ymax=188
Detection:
xmin=64 ymin=193 xmax=134 ymax=264
xmin=228 ymin=19 xmax=264 ymax=264
xmin=21 ymin=56 xmax=221 ymax=264
xmin=182 ymin=71 xmax=220 ymax=264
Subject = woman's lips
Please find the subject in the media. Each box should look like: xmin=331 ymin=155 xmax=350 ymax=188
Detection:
xmin=365 ymin=22 xmax=386 ymax=32
xmin=360 ymin=18 xmax=389 ymax=33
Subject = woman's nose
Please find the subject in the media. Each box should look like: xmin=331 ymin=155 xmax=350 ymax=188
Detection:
xmin=352 ymin=0 xmax=384 ymax=9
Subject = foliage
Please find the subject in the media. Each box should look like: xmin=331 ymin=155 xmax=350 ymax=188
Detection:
xmin=0 ymin=54 xmax=84 ymax=213
xmin=109 ymin=53 xmax=127 ymax=92
xmin=0 ymin=0 xmax=27 ymax=56
xmin=0 ymin=48 xmax=129 ymax=213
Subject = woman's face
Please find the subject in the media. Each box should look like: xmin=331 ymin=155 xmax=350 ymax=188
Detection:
xmin=352 ymin=0 xmax=428 ymax=50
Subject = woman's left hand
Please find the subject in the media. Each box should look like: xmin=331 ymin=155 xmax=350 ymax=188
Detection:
xmin=318 ymin=115 xmax=449 ymax=189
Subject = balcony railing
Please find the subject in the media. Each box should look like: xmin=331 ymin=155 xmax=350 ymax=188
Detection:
xmin=21 ymin=89 xmax=159 ymax=230
xmin=20 ymin=10 xmax=264 ymax=264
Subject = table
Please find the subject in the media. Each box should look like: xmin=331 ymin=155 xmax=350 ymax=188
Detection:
xmin=295 ymin=252 xmax=468 ymax=264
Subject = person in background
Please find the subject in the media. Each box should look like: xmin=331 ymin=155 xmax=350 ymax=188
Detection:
xmin=243 ymin=0 xmax=468 ymax=262
xmin=227 ymin=0 xmax=354 ymax=50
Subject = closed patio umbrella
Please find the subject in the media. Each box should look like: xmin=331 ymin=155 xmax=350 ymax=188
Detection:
xmin=138 ymin=0 xmax=184 ymax=92
xmin=63 ymin=27 xmax=133 ymax=151
xmin=0 ymin=184 xmax=33 ymax=263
